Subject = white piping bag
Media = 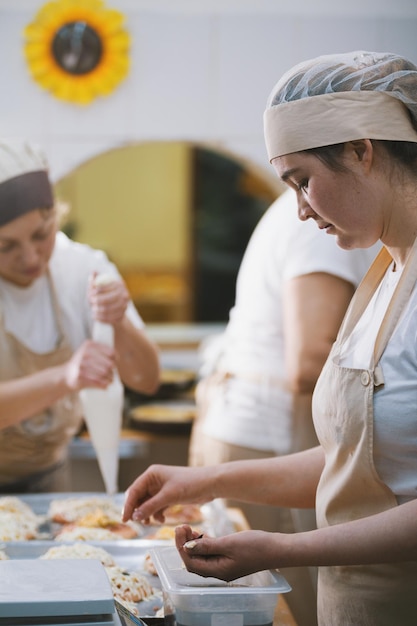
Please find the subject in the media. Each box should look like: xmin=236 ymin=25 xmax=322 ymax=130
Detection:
xmin=79 ymin=273 xmax=123 ymax=495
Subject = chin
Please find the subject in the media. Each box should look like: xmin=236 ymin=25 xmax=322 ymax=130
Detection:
xmin=335 ymin=236 xmax=361 ymax=251
xmin=2 ymin=274 xmax=35 ymax=288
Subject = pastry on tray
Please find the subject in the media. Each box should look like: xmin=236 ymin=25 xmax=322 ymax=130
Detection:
xmin=48 ymin=496 xmax=123 ymax=524
xmin=105 ymin=565 xmax=155 ymax=603
xmin=0 ymin=496 xmax=43 ymax=541
xmin=48 ymin=496 xmax=142 ymax=540
xmin=151 ymin=503 xmax=204 ymax=525
xmin=40 ymin=542 xmax=158 ymax=617
xmin=41 ymin=542 xmax=116 ymax=567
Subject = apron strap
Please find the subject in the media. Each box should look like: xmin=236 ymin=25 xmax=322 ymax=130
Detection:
xmin=334 ymin=239 xmax=417 ymax=369
xmin=336 ymin=246 xmax=393 ymax=345
xmin=46 ymin=268 xmax=67 ymax=346
xmin=372 ymin=236 xmax=417 ymax=366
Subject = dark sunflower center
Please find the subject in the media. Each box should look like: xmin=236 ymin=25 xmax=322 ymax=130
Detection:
xmin=51 ymin=21 xmax=103 ymax=75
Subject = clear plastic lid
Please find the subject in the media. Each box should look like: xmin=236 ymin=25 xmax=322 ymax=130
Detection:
xmin=150 ymin=546 xmax=291 ymax=595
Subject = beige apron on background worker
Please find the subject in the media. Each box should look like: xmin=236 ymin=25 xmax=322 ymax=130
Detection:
xmin=0 ymin=272 xmax=83 ymax=492
xmin=313 ymin=242 xmax=417 ymax=625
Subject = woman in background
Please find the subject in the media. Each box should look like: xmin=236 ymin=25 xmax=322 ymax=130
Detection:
xmin=0 ymin=138 xmax=160 ymax=493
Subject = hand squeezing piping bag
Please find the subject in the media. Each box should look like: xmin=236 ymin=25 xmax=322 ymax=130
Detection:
xmin=79 ymin=273 xmax=123 ymax=495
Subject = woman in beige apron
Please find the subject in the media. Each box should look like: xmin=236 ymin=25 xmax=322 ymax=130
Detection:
xmin=0 ymin=138 xmax=160 ymax=493
xmin=0 ymin=271 xmax=82 ymax=492
xmin=122 ymin=50 xmax=417 ymax=625
xmin=312 ymin=241 xmax=417 ymax=624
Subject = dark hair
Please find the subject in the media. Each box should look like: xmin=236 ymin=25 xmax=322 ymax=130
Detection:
xmin=305 ymin=141 xmax=417 ymax=175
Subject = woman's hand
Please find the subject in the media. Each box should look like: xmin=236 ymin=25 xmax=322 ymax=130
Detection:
xmin=175 ymin=525 xmax=277 ymax=581
xmin=88 ymin=273 xmax=129 ymax=326
xmin=122 ymin=464 xmax=215 ymax=524
xmin=64 ymin=340 xmax=116 ymax=391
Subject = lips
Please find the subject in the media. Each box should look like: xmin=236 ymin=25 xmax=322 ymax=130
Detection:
xmin=23 ymin=265 xmax=42 ymax=277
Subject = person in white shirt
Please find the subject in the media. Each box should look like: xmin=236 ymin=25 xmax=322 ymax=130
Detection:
xmin=0 ymin=138 xmax=160 ymax=493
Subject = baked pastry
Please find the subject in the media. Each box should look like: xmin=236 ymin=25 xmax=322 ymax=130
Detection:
xmin=48 ymin=497 xmax=123 ymax=524
xmin=0 ymin=496 xmax=37 ymax=517
xmin=151 ymin=503 xmax=204 ymax=525
xmin=105 ymin=565 xmax=155 ymax=603
xmin=143 ymin=552 xmax=158 ymax=576
xmin=0 ymin=497 xmax=42 ymax=541
xmin=48 ymin=497 xmax=141 ymax=539
xmin=54 ymin=525 xmax=125 ymax=542
xmin=58 ymin=510 xmax=139 ymax=539
xmin=41 ymin=542 xmax=116 ymax=567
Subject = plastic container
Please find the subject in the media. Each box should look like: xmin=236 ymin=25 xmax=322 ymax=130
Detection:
xmin=150 ymin=546 xmax=291 ymax=626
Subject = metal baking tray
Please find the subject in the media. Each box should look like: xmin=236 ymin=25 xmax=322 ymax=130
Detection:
xmin=0 ymin=540 xmax=164 ymax=622
xmin=8 ymin=492 xmax=234 ymax=541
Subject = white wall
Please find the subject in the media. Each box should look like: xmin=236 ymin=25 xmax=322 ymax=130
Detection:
xmin=0 ymin=0 xmax=416 ymax=181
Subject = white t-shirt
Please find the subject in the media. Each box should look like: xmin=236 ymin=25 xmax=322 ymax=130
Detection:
xmin=0 ymin=231 xmax=144 ymax=353
xmin=202 ymin=190 xmax=381 ymax=453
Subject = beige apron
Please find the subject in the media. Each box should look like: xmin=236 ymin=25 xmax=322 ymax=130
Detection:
xmin=313 ymin=242 xmax=417 ymax=625
xmin=0 ymin=271 xmax=83 ymax=492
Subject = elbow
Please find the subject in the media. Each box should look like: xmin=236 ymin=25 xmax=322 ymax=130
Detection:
xmin=286 ymin=351 xmax=330 ymax=394
xmin=286 ymin=373 xmax=317 ymax=395
xmin=142 ymin=374 xmax=161 ymax=396
xmin=122 ymin=361 xmax=161 ymax=396
xmin=136 ymin=365 xmax=161 ymax=396
xmin=286 ymin=362 xmax=323 ymax=395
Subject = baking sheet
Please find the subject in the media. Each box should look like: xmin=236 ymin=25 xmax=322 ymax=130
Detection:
xmin=3 ymin=493 xmax=234 ymax=540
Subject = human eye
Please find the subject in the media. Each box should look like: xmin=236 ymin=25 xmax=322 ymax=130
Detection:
xmin=0 ymin=240 xmax=15 ymax=254
xmin=33 ymin=225 xmax=53 ymax=241
xmin=297 ymin=179 xmax=309 ymax=192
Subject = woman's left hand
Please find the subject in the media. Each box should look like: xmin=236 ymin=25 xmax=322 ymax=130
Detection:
xmin=88 ymin=272 xmax=129 ymax=326
xmin=175 ymin=525 xmax=275 ymax=581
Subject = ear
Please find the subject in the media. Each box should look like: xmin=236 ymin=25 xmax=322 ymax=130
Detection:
xmin=346 ymin=139 xmax=374 ymax=172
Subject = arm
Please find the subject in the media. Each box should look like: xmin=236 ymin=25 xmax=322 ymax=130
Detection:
xmin=176 ymin=498 xmax=417 ymax=581
xmin=114 ymin=316 xmax=160 ymax=395
xmin=122 ymin=446 xmax=324 ymax=523
xmin=0 ymin=340 xmax=116 ymax=428
xmin=88 ymin=275 xmax=160 ymax=395
xmin=283 ymin=272 xmax=354 ymax=393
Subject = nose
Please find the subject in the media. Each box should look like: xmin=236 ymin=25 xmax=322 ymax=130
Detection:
xmin=297 ymin=194 xmax=314 ymax=222
xmin=19 ymin=242 xmax=41 ymax=265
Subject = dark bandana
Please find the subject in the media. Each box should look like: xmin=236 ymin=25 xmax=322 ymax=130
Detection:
xmin=0 ymin=170 xmax=53 ymax=226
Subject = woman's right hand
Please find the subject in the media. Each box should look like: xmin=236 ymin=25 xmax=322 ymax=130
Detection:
xmin=122 ymin=464 xmax=215 ymax=524
xmin=64 ymin=340 xmax=116 ymax=391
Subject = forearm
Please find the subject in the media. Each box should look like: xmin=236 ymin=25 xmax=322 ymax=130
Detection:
xmin=123 ymin=447 xmax=323 ymax=523
xmin=114 ymin=317 xmax=160 ymax=394
xmin=211 ymin=446 xmax=324 ymax=508
xmin=0 ymin=365 xmax=69 ymax=428
xmin=271 ymin=498 xmax=417 ymax=569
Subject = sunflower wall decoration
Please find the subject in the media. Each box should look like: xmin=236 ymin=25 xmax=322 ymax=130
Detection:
xmin=23 ymin=0 xmax=130 ymax=105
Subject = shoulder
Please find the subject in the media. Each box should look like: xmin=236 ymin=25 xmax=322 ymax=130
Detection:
xmin=51 ymin=232 xmax=120 ymax=279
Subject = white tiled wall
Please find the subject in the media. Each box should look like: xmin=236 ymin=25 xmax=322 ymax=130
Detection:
xmin=0 ymin=0 xmax=416 ymax=181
